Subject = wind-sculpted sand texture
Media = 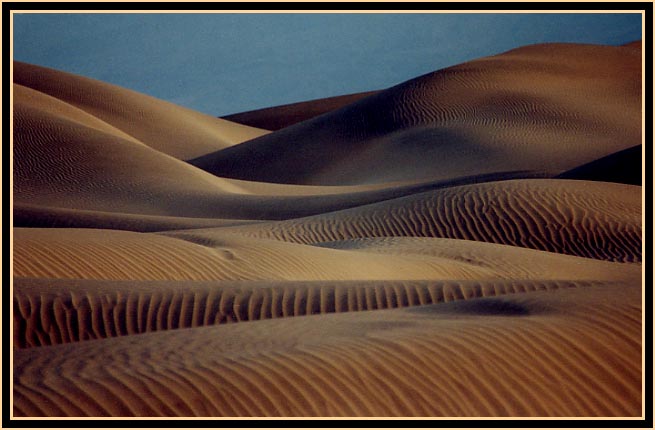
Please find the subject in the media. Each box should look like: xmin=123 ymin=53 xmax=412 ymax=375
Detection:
xmin=191 ymin=43 xmax=640 ymax=185
xmin=220 ymin=179 xmax=642 ymax=262
xmin=12 ymin=41 xmax=644 ymax=417
xmin=13 ymin=266 xmax=639 ymax=349
xmin=18 ymin=228 xmax=538 ymax=282
xmin=13 ymin=281 xmax=642 ymax=417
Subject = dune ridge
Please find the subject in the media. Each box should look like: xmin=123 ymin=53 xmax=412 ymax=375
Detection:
xmin=13 ymin=61 xmax=269 ymax=160
xmin=191 ymin=43 xmax=640 ymax=185
xmin=13 ymin=274 xmax=638 ymax=349
xmin=19 ymin=226 xmax=639 ymax=284
xmin=13 ymin=227 xmax=507 ymax=282
xmin=222 ymin=90 xmax=379 ymax=130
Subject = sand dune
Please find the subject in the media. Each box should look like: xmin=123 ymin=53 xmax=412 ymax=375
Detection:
xmin=19 ymin=77 xmax=553 ymax=223
xmin=13 ymin=279 xmax=642 ymax=417
xmin=11 ymin=40 xmax=643 ymax=418
xmin=219 ymin=179 xmax=642 ymax=262
xmin=15 ymin=85 xmax=557 ymax=223
xmin=13 ymin=80 xmax=269 ymax=215
xmin=19 ymin=226 xmax=638 ymax=284
xmin=191 ymin=43 xmax=641 ymax=185
xmin=222 ymin=90 xmax=379 ymax=130
xmin=13 ymin=61 xmax=269 ymax=160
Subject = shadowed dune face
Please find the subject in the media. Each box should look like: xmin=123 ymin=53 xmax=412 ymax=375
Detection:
xmin=12 ymin=40 xmax=644 ymax=418
xmin=557 ymin=145 xmax=643 ymax=185
xmin=191 ymin=43 xmax=641 ymax=185
xmin=222 ymin=90 xmax=380 ymax=130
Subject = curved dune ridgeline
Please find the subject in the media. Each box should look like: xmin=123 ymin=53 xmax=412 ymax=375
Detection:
xmin=222 ymin=90 xmax=380 ymax=130
xmin=12 ymin=40 xmax=644 ymax=417
xmin=13 ymin=62 xmax=269 ymax=160
xmin=191 ymin=43 xmax=640 ymax=185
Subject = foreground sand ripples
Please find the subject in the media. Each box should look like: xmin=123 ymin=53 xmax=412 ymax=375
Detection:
xmin=12 ymin=41 xmax=644 ymax=417
xmin=13 ymin=283 xmax=641 ymax=417
xmin=14 ymin=276 xmax=637 ymax=348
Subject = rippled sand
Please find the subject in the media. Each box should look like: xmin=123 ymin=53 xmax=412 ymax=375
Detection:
xmin=12 ymin=41 xmax=643 ymax=417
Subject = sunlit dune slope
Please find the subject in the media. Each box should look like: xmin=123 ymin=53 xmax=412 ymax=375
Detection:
xmin=13 ymin=61 xmax=269 ymax=160
xmin=18 ymin=227 xmax=638 ymax=285
xmin=13 ymin=227 xmax=509 ymax=282
xmin=191 ymin=43 xmax=640 ymax=185
xmin=219 ymin=179 xmax=642 ymax=262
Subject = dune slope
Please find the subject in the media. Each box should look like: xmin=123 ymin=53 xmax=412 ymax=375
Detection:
xmin=191 ymin=43 xmax=641 ymax=185
xmin=219 ymin=179 xmax=642 ymax=262
xmin=13 ymin=61 xmax=269 ymax=160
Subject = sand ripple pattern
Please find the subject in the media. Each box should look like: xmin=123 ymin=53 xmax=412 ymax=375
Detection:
xmin=229 ymin=179 xmax=642 ymax=262
xmin=11 ymin=41 xmax=644 ymax=418
xmin=13 ymin=282 xmax=642 ymax=417
xmin=14 ymin=278 xmax=614 ymax=348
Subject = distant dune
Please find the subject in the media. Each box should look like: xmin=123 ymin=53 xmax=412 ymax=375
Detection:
xmin=192 ymin=43 xmax=641 ymax=185
xmin=14 ymin=62 xmax=269 ymax=160
xmin=12 ymin=41 xmax=644 ymax=418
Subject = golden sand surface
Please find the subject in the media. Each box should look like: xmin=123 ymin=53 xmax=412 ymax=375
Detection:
xmin=12 ymin=41 xmax=643 ymax=417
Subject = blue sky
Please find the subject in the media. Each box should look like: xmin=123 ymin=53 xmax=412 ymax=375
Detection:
xmin=13 ymin=13 xmax=642 ymax=116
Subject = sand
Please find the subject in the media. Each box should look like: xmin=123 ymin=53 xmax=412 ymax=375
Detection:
xmin=191 ymin=43 xmax=641 ymax=185
xmin=12 ymin=41 xmax=644 ymax=418
xmin=222 ymin=90 xmax=379 ymax=130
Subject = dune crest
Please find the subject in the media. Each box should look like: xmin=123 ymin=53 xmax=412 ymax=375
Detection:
xmin=222 ymin=90 xmax=379 ymax=130
xmin=191 ymin=43 xmax=641 ymax=185
xmin=13 ymin=61 xmax=270 ymax=160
